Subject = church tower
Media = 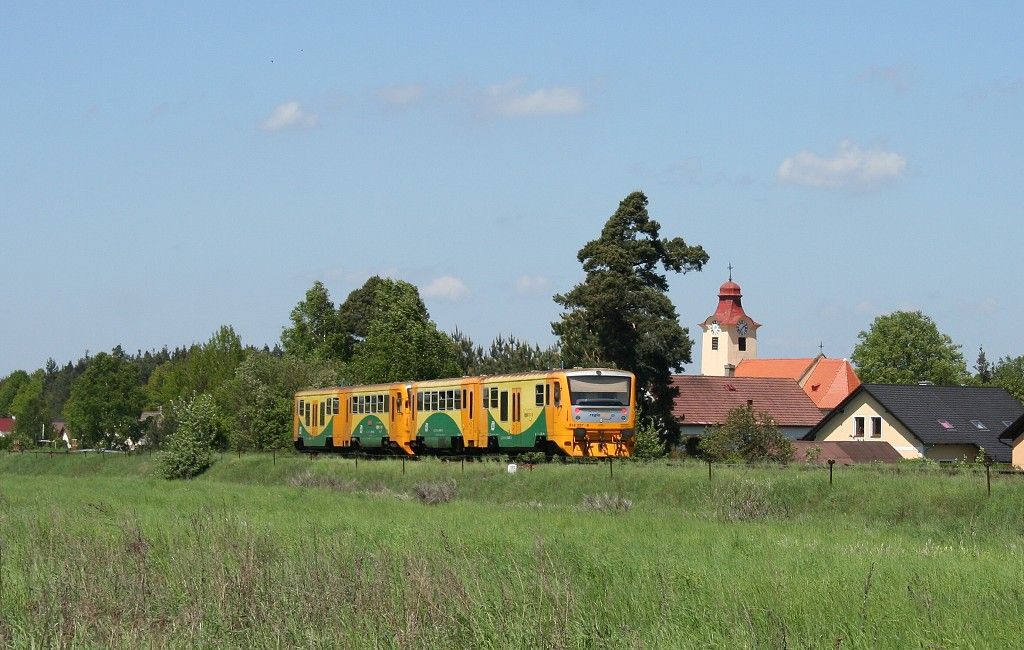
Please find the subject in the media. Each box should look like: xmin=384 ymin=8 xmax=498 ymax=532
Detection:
xmin=699 ymin=274 xmax=761 ymax=376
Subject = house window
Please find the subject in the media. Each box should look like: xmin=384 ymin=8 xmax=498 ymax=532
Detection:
xmin=937 ymin=419 xmax=955 ymax=430
xmin=854 ymin=417 xmax=865 ymax=438
xmin=711 ymin=337 xmax=719 ymax=351
xmin=970 ymin=420 xmax=988 ymax=431
xmin=738 ymin=337 xmax=747 ymax=352
xmin=871 ymin=417 xmax=881 ymax=438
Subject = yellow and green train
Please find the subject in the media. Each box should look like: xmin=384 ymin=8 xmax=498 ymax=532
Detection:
xmin=294 ymin=368 xmax=635 ymax=458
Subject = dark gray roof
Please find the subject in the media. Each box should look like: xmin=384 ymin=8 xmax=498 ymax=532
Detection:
xmin=999 ymin=413 xmax=1024 ymax=443
xmin=806 ymin=384 xmax=1023 ymax=462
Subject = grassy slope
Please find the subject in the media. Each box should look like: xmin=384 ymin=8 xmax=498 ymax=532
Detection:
xmin=0 ymin=453 xmax=1022 ymax=647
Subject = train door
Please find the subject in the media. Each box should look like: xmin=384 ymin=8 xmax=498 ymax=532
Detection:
xmin=462 ymin=379 xmax=482 ymax=448
xmin=510 ymin=388 xmax=522 ymax=435
xmin=307 ymin=398 xmax=320 ymax=437
xmin=391 ymin=387 xmax=410 ymax=451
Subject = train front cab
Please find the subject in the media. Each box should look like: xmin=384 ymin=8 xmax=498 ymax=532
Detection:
xmin=551 ymin=369 xmax=635 ymax=458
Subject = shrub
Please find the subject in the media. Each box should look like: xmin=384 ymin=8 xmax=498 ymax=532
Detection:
xmin=713 ymin=479 xmax=786 ymax=522
xmin=413 ymin=480 xmax=458 ymax=505
xmin=699 ymin=405 xmax=794 ymax=463
xmin=158 ymin=393 xmax=223 ymax=479
xmin=631 ymin=418 xmax=666 ymax=460
xmin=517 ymin=451 xmax=547 ymax=464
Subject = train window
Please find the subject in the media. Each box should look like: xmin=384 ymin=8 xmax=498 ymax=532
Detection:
xmin=431 ymin=391 xmax=439 ymax=411
xmin=554 ymin=382 xmax=562 ymax=407
xmin=417 ymin=391 xmax=424 ymax=411
xmin=545 ymin=384 xmax=550 ymax=406
xmin=482 ymin=389 xmax=489 ymax=408
xmin=298 ymin=400 xmax=304 ymax=419
xmin=499 ymin=391 xmax=509 ymax=422
xmin=535 ymin=384 xmax=544 ymax=407
xmin=320 ymin=402 xmax=326 ymax=424
xmin=456 ymin=390 xmax=463 ymax=410
xmin=384 ymin=394 xmax=390 ymax=413
xmin=334 ymin=397 xmax=340 ymax=414
xmin=469 ymin=391 xmax=473 ymax=418
xmin=490 ymin=387 xmax=498 ymax=408
xmin=447 ymin=390 xmax=455 ymax=410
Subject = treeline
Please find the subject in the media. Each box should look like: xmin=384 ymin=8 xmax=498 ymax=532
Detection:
xmin=0 ymin=277 xmax=562 ymax=453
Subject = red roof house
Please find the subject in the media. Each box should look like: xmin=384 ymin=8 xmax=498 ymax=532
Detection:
xmin=0 ymin=417 xmax=15 ymax=437
xmin=735 ymin=354 xmax=861 ymax=411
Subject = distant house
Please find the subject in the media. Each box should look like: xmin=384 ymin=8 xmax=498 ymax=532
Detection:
xmin=670 ymin=375 xmax=825 ymax=440
xmin=803 ymin=384 xmax=1023 ymax=463
xmin=0 ymin=417 xmax=14 ymax=438
xmin=999 ymin=414 xmax=1024 ymax=469
xmin=735 ymin=355 xmax=861 ymax=412
xmin=791 ymin=440 xmax=903 ymax=465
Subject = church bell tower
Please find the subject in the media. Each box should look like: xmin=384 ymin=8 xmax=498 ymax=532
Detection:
xmin=699 ymin=271 xmax=761 ymax=376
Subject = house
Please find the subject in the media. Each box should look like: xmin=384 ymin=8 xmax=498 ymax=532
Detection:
xmin=670 ymin=375 xmax=825 ymax=440
xmin=0 ymin=417 xmax=14 ymax=438
xmin=998 ymin=413 xmax=1024 ymax=469
xmin=803 ymin=384 xmax=1023 ymax=463
xmin=791 ymin=440 xmax=903 ymax=465
xmin=735 ymin=355 xmax=861 ymax=411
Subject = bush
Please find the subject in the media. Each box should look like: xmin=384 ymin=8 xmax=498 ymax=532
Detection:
xmin=713 ymin=479 xmax=787 ymax=522
xmin=158 ymin=393 xmax=223 ymax=480
xmin=699 ymin=406 xmax=794 ymax=463
xmin=413 ymin=480 xmax=458 ymax=505
xmin=631 ymin=418 xmax=666 ymax=460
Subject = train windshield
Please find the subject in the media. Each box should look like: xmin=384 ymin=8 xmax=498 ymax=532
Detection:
xmin=568 ymin=375 xmax=631 ymax=407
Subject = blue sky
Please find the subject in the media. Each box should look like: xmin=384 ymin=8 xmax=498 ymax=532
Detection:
xmin=2 ymin=2 xmax=1022 ymax=376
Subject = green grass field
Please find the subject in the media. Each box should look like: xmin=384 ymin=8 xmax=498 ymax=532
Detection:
xmin=0 ymin=452 xmax=1022 ymax=648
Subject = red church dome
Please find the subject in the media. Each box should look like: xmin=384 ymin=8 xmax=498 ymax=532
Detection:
xmin=706 ymin=278 xmax=760 ymax=327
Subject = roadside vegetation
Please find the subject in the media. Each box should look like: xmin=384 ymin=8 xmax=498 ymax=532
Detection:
xmin=0 ymin=453 xmax=1022 ymax=647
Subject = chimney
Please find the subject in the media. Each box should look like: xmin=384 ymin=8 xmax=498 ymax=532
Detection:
xmin=725 ymin=364 xmax=736 ymax=377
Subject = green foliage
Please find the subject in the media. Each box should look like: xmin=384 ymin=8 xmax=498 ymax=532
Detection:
xmin=699 ymin=405 xmax=794 ymax=463
xmin=0 ymin=370 xmax=30 ymax=417
xmin=64 ymin=352 xmax=145 ymax=448
xmin=990 ymin=355 xmax=1024 ymax=402
xmin=453 ymin=330 xmax=562 ymax=375
xmin=158 ymin=393 xmax=223 ymax=479
xmin=348 ymin=279 xmax=460 ymax=383
xmin=216 ymin=351 xmax=343 ymax=451
xmin=145 ymin=326 xmax=245 ymax=407
xmin=975 ymin=346 xmax=993 ymax=384
xmin=10 ymin=371 xmax=51 ymax=446
xmin=336 ymin=275 xmax=393 ymax=360
xmin=631 ymin=418 xmax=666 ymax=460
xmin=551 ymin=191 xmax=708 ymax=441
xmin=281 ymin=281 xmax=346 ymax=361
xmin=851 ymin=311 xmax=969 ymax=385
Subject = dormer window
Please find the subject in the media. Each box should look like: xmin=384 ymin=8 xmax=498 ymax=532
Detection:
xmin=970 ymin=420 xmax=989 ymax=431
xmin=937 ymin=419 xmax=955 ymax=430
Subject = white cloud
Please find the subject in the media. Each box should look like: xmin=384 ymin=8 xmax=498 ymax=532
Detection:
xmin=514 ymin=275 xmax=549 ymax=294
xmin=259 ymin=101 xmax=317 ymax=131
xmin=778 ymin=140 xmax=906 ymax=189
xmin=376 ymin=84 xmax=427 ymax=107
xmin=484 ymin=78 xmax=585 ymax=117
xmin=423 ymin=276 xmax=470 ymax=302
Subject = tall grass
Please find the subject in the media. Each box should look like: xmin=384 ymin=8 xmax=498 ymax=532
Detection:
xmin=0 ymin=453 xmax=1022 ymax=646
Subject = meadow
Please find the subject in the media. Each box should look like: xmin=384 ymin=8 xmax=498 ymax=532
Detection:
xmin=0 ymin=452 xmax=1022 ymax=648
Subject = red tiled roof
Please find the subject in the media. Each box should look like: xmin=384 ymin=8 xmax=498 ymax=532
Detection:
xmin=735 ymin=358 xmax=815 ymax=381
xmin=791 ymin=440 xmax=902 ymax=465
xmin=670 ymin=375 xmax=823 ymax=426
xmin=0 ymin=418 xmax=14 ymax=434
xmin=804 ymin=359 xmax=861 ymax=410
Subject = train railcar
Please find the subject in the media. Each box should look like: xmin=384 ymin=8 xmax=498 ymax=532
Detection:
xmin=293 ymin=368 xmax=636 ymax=458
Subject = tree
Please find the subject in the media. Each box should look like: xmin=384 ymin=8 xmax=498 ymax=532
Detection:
xmin=477 ymin=334 xmax=562 ymax=375
xmin=0 ymin=370 xmax=30 ymax=416
xmin=64 ymin=352 xmax=145 ymax=448
xmin=281 ymin=281 xmax=346 ymax=360
xmin=348 ymin=279 xmax=460 ymax=384
xmin=158 ymin=393 xmax=223 ymax=479
xmin=337 ymin=276 xmax=391 ymax=360
xmin=851 ymin=311 xmax=969 ymax=385
xmin=551 ymin=191 xmax=709 ymax=442
xmin=975 ymin=346 xmax=993 ymax=384
xmin=991 ymin=356 xmax=1024 ymax=403
xmin=216 ymin=351 xmax=343 ymax=451
xmin=698 ymin=405 xmax=794 ymax=463
xmin=10 ymin=371 xmax=51 ymax=445
xmin=145 ymin=326 xmax=245 ymax=407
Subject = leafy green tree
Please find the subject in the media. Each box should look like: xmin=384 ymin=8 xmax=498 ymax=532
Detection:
xmin=281 ymin=281 xmax=346 ymax=360
xmin=64 ymin=352 xmax=145 ymax=448
xmin=551 ymin=191 xmax=709 ymax=441
xmin=146 ymin=326 xmax=245 ymax=407
xmin=337 ymin=276 xmax=391 ymax=360
xmin=975 ymin=346 xmax=993 ymax=384
xmin=0 ymin=370 xmax=30 ymax=416
xmin=348 ymin=279 xmax=460 ymax=383
xmin=991 ymin=356 xmax=1024 ymax=402
xmin=699 ymin=405 xmax=794 ymax=463
xmin=158 ymin=393 xmax=223 ymax=479
xmin=11 ymin=372 xmax=51 ymax=445
xmin=851 ymin=311 xmax=969 ymax=385
xmin=217 ymin=351 xmax=343 ymax=451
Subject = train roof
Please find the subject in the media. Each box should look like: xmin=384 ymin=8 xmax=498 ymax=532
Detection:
xmin=294 ymin=368 xmax=633 ymax=396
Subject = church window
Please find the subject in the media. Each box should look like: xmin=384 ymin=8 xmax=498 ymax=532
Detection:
xmin=738 ymin=337 xmax=747 ymax=351
xmin=711 ymin=337 xmax=719 ymax=351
